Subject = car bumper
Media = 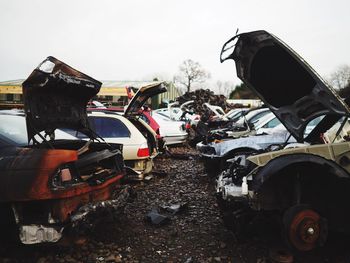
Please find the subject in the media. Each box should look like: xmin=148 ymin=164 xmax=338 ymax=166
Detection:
xmin=125 ymin=158 xmax=154 ymax=175
xmin=13 ymin=174 xmax=127 ymax=244
xmin=163 ymin=134 xmax=188 ymax=145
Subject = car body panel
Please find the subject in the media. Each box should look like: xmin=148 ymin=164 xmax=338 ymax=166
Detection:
xmin=88 ymin=112 xmax=147 ymax=160
xmin=217 ymin=31 xmax=350 ymax=251
xmin=124 ymin=82 xmax=167 ymax=117
xmin=221 ymin=30 xmax=350 ymax=142
xmin=248 ymin=141 xmax=350 ymax=169
xmin=152 ymin=112 xmax=188 ymax=145
xmin=87 ymin=112 xmax=156 ymax=174
xmin=197 ymin=129 xmax=294 ymax=158
xmin=0 ymin=57 xmax=125 ymax=244
xmin=22 ymin=56 xmax=101 ymax=142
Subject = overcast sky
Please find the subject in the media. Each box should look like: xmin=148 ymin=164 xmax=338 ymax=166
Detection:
xmin=0 ymin=0 xmax=349 ymax=89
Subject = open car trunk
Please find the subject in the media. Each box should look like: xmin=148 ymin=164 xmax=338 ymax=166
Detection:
xmin=1 ymin=57 xmax=127 ymax=244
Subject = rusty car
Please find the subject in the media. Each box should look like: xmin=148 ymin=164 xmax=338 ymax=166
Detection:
xmin=0 ymin=57 xmax=125 ymax=244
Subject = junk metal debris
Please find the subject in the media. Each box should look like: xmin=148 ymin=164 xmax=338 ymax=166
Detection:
xmin=160 ymin=202 xmax=188 ymax=215
xmin=146 ymin=208 xmax=170 ymax=225
xmin=146 ymin=202 xmax=188 ymax=225
xmin=176 ymin=89 xmax=228 ymax=114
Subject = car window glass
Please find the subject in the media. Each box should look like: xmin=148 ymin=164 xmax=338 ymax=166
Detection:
xmin=0 ymin=115 xmax=28 ymax=145
xmin=249 ymin=110 xmax=269 ymax=124
xmin=89 ymin=116 xmax=130 ymax=138
xmin=264 ymin=117 xmax=281 ymax=128
xmin=61 ymin=128 xmax=88 ymax=139
xmin=304 ymin=115 xmax=325 ymax=137
xmin=217 ymin=108 xmax=225 ymax=115
xmin=139 ymin=114 xmax=150 ymax=125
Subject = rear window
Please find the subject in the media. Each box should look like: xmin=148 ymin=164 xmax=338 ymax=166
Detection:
xmin=139 ymin=114 xmax=150 ymax=125
xmin=89 ymin=116 xmax=131 ymax=138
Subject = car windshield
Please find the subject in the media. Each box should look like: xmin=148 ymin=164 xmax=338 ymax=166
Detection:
xmin=0 ymin=114 xmax=78 ymax=147
xmin=236 ymin=109 xmax=270 ymax=125
xmin=0 ymin=114 xmax=28 ymax=145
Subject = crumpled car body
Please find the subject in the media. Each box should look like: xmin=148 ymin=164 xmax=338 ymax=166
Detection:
xmin=197 ymin=128 xmax=295 ymax=174
xmin=0 ymin=57 xmax=125 ymax=244
xmin=199 ymin=107 xmax=271 ymax=145
xmin=151 ymin=112 xmax=188 ymax=146
xmin=217 ymin=30 xmax=350 ymax=252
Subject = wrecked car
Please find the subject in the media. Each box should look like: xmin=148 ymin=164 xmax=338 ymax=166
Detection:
xmin=204 ymin=110 xmax=278 ymax=143
xmin=0 ymin=57 xmax=125 ymax=244
xmin=191 ymin=107 xmax=271 ymax=146
xmin=217 ymin=30 xmax=350 ymax=252
xmin=197 ymin=124 xmax=294 ymax=175
xmin=152 ymin=112 xmax=188 ymax=146
xmin=85 ymin=83 xmax=166 ymax=176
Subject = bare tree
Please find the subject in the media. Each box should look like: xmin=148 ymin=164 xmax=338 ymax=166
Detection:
xmin=329 ymin=65 xmax=350 ymax=90
xmin=215 ymin=80 xmax=235 ymax=97
xmin=174 ymin=59 xmax=210 ymax=93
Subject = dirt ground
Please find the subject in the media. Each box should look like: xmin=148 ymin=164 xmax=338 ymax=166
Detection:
xmin=0 ymin=146 xmax=350 ymax=263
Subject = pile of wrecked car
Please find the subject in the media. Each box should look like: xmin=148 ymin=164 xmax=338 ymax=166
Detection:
xmin=2 ymin=28 xmax=350 ymax=257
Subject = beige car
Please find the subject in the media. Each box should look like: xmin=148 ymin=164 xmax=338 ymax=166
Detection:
xmin=88 ymin=83 xmax=166 ymax=175
xmin=87 ymin=112 xmax=157 ymax=174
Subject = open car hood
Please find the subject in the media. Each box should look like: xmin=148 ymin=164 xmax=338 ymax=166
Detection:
xmin=124 ymin=82 xmax=167 ymax=117
xmin=220 ymin=30 xmax=350 ymax=142
xmin=22 ymin=56 xmax=101 ymax=143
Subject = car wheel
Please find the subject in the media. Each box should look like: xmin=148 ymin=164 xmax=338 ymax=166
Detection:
xmin=282 ymin=204 xmax=328 ymax=252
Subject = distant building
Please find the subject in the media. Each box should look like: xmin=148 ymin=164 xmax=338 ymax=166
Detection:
xmin=0 ymin=79 xmax=181 ymax=109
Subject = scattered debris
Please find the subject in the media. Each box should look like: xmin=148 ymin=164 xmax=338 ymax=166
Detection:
xmin=151 ymin=170 xmax=168 ymax=177
xmin=144 ymin=175 xmax=154 ymax=181
xmin=160 ymin=202 xmax=188 ymax=215
xmin=269 ymin=248 xmax=294 ymax=263
xmin=146 ymin=208 xmax=170 ymax=225
xmin=0 ymin=146 xmax=348 ymax=262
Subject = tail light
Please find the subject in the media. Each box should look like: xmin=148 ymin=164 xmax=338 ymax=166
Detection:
xmin=185 ymin=123 xmax=191 ymax=130
xmin=52 ymin=164 xmax=78 ymax=188
xmin=137 ymin=143 xmax=150 ymax=157
xmin=60 ymin=168 xmax=72 ymax=182
xmin=156 ymin=128 xmax=162 ymax=139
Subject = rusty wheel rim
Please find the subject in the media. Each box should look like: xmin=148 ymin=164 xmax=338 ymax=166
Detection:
xmin=288 ymin=209 xmax=321 ymax=251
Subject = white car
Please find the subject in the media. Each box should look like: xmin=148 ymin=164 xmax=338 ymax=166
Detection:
xmin=236 ymin=107 xmax=271 ymax=126
xmin=154 ymin=103 xmax=200 ymax=125
xmin=203 ymin=103 xmax=226 ymax=119
xmin=254 ymin=112 xmax=282 ymax=134
xmin=151 ymin=112 xmax=188 ymax=145
xmin=223 ymin=108 xmax=249 ymax=121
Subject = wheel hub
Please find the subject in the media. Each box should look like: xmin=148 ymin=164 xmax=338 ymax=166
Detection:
xmin=288 ymin=209 xmax=322 ymax=251
xmin=297 ymin=217 xmax=320 ymax=244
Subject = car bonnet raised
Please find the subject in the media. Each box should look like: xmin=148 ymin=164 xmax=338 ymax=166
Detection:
xmin=220 ymin=30 xmax=350 ymax=142
xmin=22 ymin=56 xmax=101 ymax=143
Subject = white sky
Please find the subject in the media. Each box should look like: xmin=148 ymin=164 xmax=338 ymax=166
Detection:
xmin=0 ymin=0 xmax=349 ymax=88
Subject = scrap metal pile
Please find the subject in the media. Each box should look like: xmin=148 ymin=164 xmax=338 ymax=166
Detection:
xmin=176 ymin=89 xmax=228 ymax=115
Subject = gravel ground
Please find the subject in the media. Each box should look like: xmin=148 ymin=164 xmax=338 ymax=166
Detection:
xmin=0 ymin=146 xmax=350 ymax=263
